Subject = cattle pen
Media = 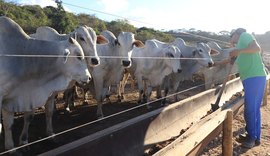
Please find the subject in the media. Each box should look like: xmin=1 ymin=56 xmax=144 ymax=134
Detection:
xmin=1 ymin=75 xmax=269 ymax=156
xmin=36 ymin=78 xmax=243 ymax=156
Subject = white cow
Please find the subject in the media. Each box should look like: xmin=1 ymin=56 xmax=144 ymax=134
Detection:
xmin=93 ymin=30 xmax=144 ymax=118
xmin=130 ymin=39 xmax=182 ymax=105
xmin=19 ymin=26 xmax=108 ymax=147
xmin=0 ymin=17 xmax=91 ymax=150
xmin=30 ymin=25 xmax=108 ymax=67
xmin=158 ymin=38 xmax=214 ymax=101
xmin=198 ymin=41 xmax=238 ymax=90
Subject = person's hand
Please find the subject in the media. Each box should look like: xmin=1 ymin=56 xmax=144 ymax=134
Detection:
xmin=229 ymin=49 xmax=240 ymax=58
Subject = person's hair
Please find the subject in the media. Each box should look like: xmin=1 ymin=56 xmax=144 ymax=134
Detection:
xmin=230 ymin=28 xmax=246 ymax=37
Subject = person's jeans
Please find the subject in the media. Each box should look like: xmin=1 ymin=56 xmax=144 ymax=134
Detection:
xmin=242 ymin=76 xmax=266 ymax=141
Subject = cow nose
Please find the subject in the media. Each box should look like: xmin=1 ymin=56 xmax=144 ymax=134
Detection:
xmin=91 ymin=58 xmax=99 ymax=65
xmin=178 ymin=69 xmax=182 ymax=73
xmin=88 ymin=76 xmax=92 ymax=83
xmin=122 ymin=60 xmax=131 ymax=67
xmin=208 ymin=62 xmax=213 ymax=67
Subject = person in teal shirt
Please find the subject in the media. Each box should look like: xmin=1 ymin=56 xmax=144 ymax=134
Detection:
xmin=217 ymin=28 xmax=267 ymax=148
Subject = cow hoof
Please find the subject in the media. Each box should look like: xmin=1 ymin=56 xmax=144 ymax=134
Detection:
xmin=19 ymin=140 xmax=30 ymax=152
xmin=97 ymin=114 xmax=104 ymax=119
xmin=161 ymin=100 xmax=166 ymax=106
xmin=137 ymin=100 xmax=142 ymax=104
xmin=8 ymin=150 xmax=22 ymax=156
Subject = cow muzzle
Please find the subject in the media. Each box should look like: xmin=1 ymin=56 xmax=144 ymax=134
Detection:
xmin=122 ymin=60 xmax=131 ymax=67
xmin=208 ymin=62 xmax=213 ymax=67
xmin=91 ymin=57 xmax=100 ymax=66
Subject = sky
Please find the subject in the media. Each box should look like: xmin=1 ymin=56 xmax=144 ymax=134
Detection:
xmin=9 ymin=0 xmax=270 ymax=34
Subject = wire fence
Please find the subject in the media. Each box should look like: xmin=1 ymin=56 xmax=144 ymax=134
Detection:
xmin=0 ymin=0 xmax=258 ymax=154
xmin=0 ymin=74 xmax=234 ymax=155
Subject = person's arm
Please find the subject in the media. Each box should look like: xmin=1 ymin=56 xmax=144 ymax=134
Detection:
xmin=230 ymin=40 xmax=261 ymax=57
xmin=214 ymin=59 xmax=231 ymax=66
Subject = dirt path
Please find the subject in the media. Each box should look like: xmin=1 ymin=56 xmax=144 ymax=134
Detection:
xmin=201 ymin=94 xmax=270 ymax=156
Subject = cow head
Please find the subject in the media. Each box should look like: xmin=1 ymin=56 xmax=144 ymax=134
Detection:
xmin=163 ymin=45 xmax=182 ymax=74
xmin=63 ymin=37 xmax=91 ymax=84
xmin=72 ymin=26 xmax=102 ymax=68
xmin=116 ymin=32 xmax=144 ymax=68
xmin=194 ymin=42 xmax=214 ymax=67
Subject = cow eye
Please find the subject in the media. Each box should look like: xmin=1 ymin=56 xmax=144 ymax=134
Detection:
xmin=80 ymin=37 xmax=85 ymax=41
xmin=167 ymin=53 xmax=174 ymax=58
xmin=77 ymin=55 xmax=82 ymax=60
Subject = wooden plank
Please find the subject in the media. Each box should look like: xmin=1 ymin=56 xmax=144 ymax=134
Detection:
xmin=154 ymin=97 xmax=244 ymax=156
xmin=187 ymin=124 xmax=223 ymax=155
xmin=154 ymin=109 xmax=229 ymax=156
xmin=222 ymin=110 xmax=233 ymax=156
xmin=263 ymin=79 xmax=269 ymax=106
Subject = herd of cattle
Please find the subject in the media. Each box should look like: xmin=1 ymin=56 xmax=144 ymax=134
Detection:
xmin=0 ymin=16 xmax=240 ymax=151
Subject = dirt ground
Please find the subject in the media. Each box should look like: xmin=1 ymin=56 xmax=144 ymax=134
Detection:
xmin=201 ymin=94 xmax=270 ymax=156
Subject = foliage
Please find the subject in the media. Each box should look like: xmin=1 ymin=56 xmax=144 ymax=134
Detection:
xmin=0 ymin=1 xmax=174 ymax=41
xmin=106 ymin=19 xmax=136 ymax=36
xmin=136 ymin=27 xmax=174 ymax=42
xmin=76 ymin=13 xmax=107 ymax=34
xmin=1 ymin=0 xmax=269 ymax=47
xmin=43 ymin=1 xmax=77 ymax=33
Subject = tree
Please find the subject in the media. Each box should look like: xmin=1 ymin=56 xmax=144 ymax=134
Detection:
xmin=77 ymin=13 xmax=107 ymax=34
xmin=106 ymin=19 xmax=136 ymax=36
xmin=44 ymin=1 xmax=77 ymax=33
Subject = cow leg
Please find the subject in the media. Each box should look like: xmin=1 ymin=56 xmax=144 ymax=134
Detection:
xmin=94 ymin=78 xmax=105 ymax=118
xmin=45 ymin=95 xmax=55 ymax=137
xmin=156 ymin=85 xmax=162 ymax=99
xmin=117 ymin=84 xmax=124 ymax=102
xmin=19 ymin=110 xmax=34 ymax=147
xmin=143 ymin=80 xmax=148 ymax=103
xmin=80 ymin=86 xmax=89 ymax=105
xmin=118 ymin=73 xmax=130 ymax=102
xmin=63 ymin=87 xmax=75 ymax=112
xmin=96 ymin=100 xmax=103 ymax=118
xmin=146 ymin=86 xmax=153 ymax=109
xmin=0 ymin=97 xmax=2 ymax=135
xmin=136 ymin=76 xmax=144 ymax=104
xmin=2 ymin=108 xmax=14 ymax=150
xmin=161 ymin=87 xmax=169 ymax=106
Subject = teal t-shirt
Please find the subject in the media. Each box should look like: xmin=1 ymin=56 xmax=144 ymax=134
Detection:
xmin=235 ymin=32 xmax=267 ymax=80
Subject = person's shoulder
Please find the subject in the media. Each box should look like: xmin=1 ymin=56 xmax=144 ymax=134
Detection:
xmin=240 ymin=32 xmax=254 ymax=40
xmin=239 ymin=32 xmax=254 ymax=43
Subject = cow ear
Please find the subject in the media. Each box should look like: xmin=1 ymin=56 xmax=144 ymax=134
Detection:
xmin=133 ymin=40 xmax=144 ymax=47
xmin=97 ymin=35 xmax=109 ymax=44
xmin=69 ymin=37 xmax=76 ymax=44
xmin=71 ymin=32 xmax=77 ymax=41
xmin=63 ymin=49 xmax=71 ymax=64
xmin=115 ymin=39 xmax=120 ymax=46
xmin=210 ymin=49 xmax=219 ymax=55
